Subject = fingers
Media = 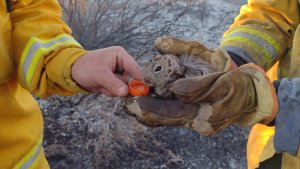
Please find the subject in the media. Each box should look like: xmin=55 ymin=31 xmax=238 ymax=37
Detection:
xmin=96 ymin=68 xmax=129 ymax=96
xmin=116 ymin=47 xmax=143 ymax=80
xmin=137 ymin=97 xmax=199 ymax=118
xmin=115 ymin=73 xmax=132 ymax=84
xmin=154 ymin=36 xmax=178 ymax=55
xmin=87 ymin=86 xmax=116 ymax=97
xmin=99 ymin=87 xmax=115 ymax=97
xmin=124 ymin=96 xmax=199 ymax=127
xmin=102 ymin=47 xmax=141 ymax=96
xmin=172 ymin=72 xmax=226 ymax=103
xmin=91 ymin=47 xmax=141 ymax=97
xmin=154 ymin=36 xmax=212 ymax=63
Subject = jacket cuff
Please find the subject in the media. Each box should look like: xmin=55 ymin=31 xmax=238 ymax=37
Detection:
xmin=220 ymin=26 xmax=283 ymax=70
xmin=18 ymin=34 xmax=90 ymax=98
xmin=64 ymin=48 xmax=90 ymax=94
xmin=47 ymin=47 xmax=90 ymax=95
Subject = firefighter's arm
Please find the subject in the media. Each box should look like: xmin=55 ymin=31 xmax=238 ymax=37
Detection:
xmin=220 ymin=0 xmax=299 ymax=70
xmin=10 ymin=0 xmax=88 ymax=98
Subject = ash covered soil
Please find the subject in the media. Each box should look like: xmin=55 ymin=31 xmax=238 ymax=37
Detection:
xmin=41 ymin=95 xmax=249 ymax=169
xmin=41 ymin=0 xmax=250 ymax=168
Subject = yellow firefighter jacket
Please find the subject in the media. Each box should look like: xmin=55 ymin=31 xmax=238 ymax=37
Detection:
xmin=0 ymin=0 xmax=87 ymax=168
xmin=220 ymin=0 xmax=300 ymax=168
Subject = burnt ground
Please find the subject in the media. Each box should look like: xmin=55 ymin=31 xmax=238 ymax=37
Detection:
xmin=41 ymin=0 xmax=249 ymax=168
xmin=41 ymin=94 xmax=249 ymax=169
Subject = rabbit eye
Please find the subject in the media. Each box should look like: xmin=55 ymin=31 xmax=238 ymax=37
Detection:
xmin=154 ymin=66 xmax=162 ymax=73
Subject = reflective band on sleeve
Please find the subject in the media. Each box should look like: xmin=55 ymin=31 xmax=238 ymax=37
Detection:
xmin=221 ymin=27 xmax=281 ymax=62
xmin=19 ymin=34 xmax=82 ymax=87
xmin=13 ymin=135 xmax=43 ymax=169
xmin=221 ymin=36 xmax=273 ymax=63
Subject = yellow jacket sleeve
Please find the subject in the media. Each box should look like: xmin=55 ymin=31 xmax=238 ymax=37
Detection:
xmin=10 ymin=0 xmax=88 ymax=98
xmin=220 ymin=0 xmax=299 ymax=71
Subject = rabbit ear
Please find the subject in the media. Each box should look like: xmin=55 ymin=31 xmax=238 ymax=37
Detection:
xmin=179 ymin=55 xmax=216 ymax=77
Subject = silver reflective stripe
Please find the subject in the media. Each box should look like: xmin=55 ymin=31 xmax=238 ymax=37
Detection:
xmin=22 ymin=36 xmax=77 ymax=82
xmin=19 ymin=144 xmax=42 ymax=169
xmin=223 ymin=31 xmax=277 ymax=61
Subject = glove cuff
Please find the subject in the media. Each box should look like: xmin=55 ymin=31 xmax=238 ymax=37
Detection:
xmin=238 ymin=63 xmax=278 ymax=126
xmin=212 ymin=48 xmax=238 ymax=71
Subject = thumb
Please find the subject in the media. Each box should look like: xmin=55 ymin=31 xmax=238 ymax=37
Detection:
xmin=99 ymin=69 xmax=128 ymax=96
xmin=172 ymin=72 xmax=225 ymax=103
xmin=154 ymin=36 xmax=212 ymax=63
xmin=116 ymin=48 xmax=143 ymax=80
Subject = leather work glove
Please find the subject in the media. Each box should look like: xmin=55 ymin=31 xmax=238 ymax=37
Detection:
xmin=125 ymin=36 xmax=278 ymax=135
xmin=125 ymin=64 xmax=278 ymax=136
xmin=154 ymin=36 xmax=237 ymax=71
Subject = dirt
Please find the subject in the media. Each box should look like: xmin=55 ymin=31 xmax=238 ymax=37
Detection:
xmin=41 ymin=94 xmax=249 ymax=169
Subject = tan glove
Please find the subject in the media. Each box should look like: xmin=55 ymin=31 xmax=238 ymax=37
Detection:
xmin=125 ymin=64 xmax=278 ymax=136
xmin=125 ymin=36 xmax=278 ymax=135
xmin=154 ymin=36 xmax=237 ymax=71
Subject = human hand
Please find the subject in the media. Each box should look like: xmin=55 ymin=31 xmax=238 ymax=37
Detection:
xmin=71 ymin=46 xmax=143 ymax=97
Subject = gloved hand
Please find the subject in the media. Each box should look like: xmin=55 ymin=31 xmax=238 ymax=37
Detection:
xmin=125 ymin=64 xmax=278 ymax=136
xmin=125 ymin=36 xmax=278 ymax=135
xmin=154 ymin=36 xmax=237 ymax=71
